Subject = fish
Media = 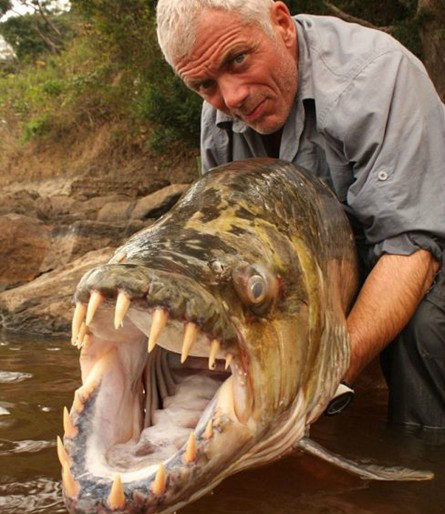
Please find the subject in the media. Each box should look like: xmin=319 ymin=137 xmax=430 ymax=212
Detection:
xmin=60 ymin=158 xmax=433 ymax=514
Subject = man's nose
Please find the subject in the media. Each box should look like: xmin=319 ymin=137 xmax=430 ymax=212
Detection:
xmin=219 ymin=76 xmax=249 ymax=110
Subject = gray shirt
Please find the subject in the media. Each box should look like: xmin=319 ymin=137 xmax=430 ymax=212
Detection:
xmin=201 ymin=14 xmax=445 ymax=265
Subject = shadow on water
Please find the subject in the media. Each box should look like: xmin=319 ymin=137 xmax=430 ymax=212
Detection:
xmin=1 ymin=330 xmax=445 ymax=514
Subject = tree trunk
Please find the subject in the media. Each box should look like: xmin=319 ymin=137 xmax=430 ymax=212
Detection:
xmin=418 ymin=0 xmax=445 ymax=101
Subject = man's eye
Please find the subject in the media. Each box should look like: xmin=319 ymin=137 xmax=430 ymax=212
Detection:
xmin=233 ymin=53 xmax=245 ymax=65
xmin=199 ymin=80 xmax=215 ymax=91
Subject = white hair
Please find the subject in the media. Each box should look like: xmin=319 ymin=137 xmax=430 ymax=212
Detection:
xmin=156 ymin=0 xmax=276 ymax=67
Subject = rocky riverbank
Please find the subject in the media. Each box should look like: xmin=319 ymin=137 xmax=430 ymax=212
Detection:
xmin=0 ymin=171 xmax=194 ymax=336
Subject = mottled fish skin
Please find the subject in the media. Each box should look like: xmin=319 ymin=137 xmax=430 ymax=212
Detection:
xmin=63 ymin=158 xmax=359 ymax=513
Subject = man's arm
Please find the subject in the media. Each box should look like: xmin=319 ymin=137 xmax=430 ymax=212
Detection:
xmin=344 ymin=249 xmax=440 ymax=383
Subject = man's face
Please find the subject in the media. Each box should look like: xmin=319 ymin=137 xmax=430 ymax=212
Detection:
xmin=174 ymin=4 xmax=298 ymax=134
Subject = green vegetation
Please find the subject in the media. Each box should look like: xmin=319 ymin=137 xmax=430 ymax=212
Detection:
xmin=0 ymin=0 xmax=201 ymax=157
xmin=0 ymin=0 xmax=442 ymax=165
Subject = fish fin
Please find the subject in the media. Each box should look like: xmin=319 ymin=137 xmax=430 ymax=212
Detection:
xmin=297 ymin=437 xmax=434 ymax=481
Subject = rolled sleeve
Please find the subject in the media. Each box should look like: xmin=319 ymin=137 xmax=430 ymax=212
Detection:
xmin=372 ymin=233 xmax=443 ymax=263
xmin=329 ymin=49 xmax=445 ymax=264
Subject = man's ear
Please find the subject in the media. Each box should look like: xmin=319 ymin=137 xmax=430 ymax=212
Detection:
xmin=270 ymin=1 xmax=296 ymax=48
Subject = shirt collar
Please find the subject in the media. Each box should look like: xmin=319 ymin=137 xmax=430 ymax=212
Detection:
xmin=215 ymin=109 xmax=246 ymax=133
xmin=295 ymin=16 xmax=314 ymax=102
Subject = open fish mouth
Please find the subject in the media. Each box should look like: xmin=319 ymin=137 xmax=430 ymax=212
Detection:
xmin=60 ymin=263 xmax=258 ymax=513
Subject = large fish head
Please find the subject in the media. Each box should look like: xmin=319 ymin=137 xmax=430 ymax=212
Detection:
xmin=61 ymin=158 xmax=358 ymax=513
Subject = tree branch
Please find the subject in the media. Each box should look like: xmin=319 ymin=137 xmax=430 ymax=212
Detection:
xmin=34 ymin=0 xmax=62 ymax=38
xmin=322 ymin=1 xmax=394 ymax=33
xmin=33 ymin=17 xmax=62 ymax=53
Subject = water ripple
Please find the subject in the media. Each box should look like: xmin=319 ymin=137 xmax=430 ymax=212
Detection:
xmin=0 ymin=439 xmax=55 ymax=456
xmin=0 ymin=478 xmax=65 ymax=513
xmin=0 ymin=371 xmax=33 ymax=383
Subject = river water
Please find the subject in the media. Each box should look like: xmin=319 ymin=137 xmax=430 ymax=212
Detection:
xmin=1 ymin=331 xmax=444 ymax=514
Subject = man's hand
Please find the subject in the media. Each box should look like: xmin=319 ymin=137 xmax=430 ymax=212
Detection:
xmin=345 ymin=249 xmax=440 ymax=383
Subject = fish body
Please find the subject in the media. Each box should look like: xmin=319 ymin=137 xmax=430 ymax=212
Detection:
xmin=61 ymin=158 xmax=431 ymax=514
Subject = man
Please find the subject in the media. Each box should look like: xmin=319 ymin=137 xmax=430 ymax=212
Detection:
xmin=156 ymin=0 xmax=445 ymax=429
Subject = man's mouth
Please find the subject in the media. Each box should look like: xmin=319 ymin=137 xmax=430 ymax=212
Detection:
xmin=238 ymin=99 xmax=267 ymax=123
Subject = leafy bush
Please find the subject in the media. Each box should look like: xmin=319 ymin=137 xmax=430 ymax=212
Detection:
xmin=68 ymin=0 xmax=202 ymax=150
xmin=0 ymin=11 xmax=76 ymax=61
xmin=21 ymin=113 xmax=52 ymax=141
xmin=41 ymin=78 xmax=64 ymax=96
xmin=1 ymin=14 xmax=49 ymax=60
xmin=137 ymin=71 xmax=202 ymax=150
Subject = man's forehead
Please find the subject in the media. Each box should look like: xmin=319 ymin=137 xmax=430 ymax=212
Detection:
xmin=174 ymin=11 xmax=261 ymax=76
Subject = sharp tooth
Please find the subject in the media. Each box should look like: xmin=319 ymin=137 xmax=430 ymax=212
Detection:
xmin=75 ymin=353 xmax=113 ymax=408
xmin=71 ymin=303 xmax=87 ymax=344
xmin=216 ymin=376 xmax=236 ymax=418
xmin=148 ymin=308 xmax=169 ymax=353
xmin=204 ymin=419 xmax=213 ymax=440
xmin=108 ymin=474 xmax=125 ymax=510
xmin=57 ymin=436 xmax=71 ymax=467
xmin=225 ymin=354 xmax=233 ymax=370
xmin=78 ymin=382 xmax=96 ymax=402
xmin=209 ymin=339 xmax=220 ymax=370
xmin=76 ymin=322 xmax=87 ymax=348
xmin=85 ymin=291 xmax=104 ymax=326
xmin=151 ymin=463 xmax=166 ymax=496
xmin=63 ymin=407 xmax=78 ymax=438
xmin=181 ymin=322 xmax=198 ymax=364
xmin=114 ymin=291 xmax=131 ymax=330
xmin=72 ymin=390 xmax=84 ymax=413
xmin=184 ymin=432 xmax=197 ymax=464
xmin=82 ymin=333 xmax=92 ymax=352
xmin=62 ymin=461 xmax=79 ymax=498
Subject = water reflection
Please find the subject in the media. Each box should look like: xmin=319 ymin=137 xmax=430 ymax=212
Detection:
xmin=0 ymin=331 xmax=444 ymax=514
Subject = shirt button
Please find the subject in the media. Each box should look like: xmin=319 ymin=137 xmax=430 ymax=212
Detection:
xmin=377 ymin=170 xmax=389 ymax=181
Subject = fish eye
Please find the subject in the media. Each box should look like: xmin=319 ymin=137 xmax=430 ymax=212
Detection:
xmin=232 ymin=263 xmax=278 ymax=315
xmin=246 ymin=274 xmax=267 ymax=304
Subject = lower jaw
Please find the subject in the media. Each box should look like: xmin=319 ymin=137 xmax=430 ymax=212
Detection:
xmin=62 ymin=383 xmax=256 ymax=513
xmin=62 ymin=384 xmax=309 ymax=514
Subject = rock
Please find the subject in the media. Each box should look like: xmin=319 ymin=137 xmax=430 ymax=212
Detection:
xmin=97 ymin=200 xmax=135 ymax=223
xmin=0 ymin=171 xmax=193 ymax=336
xmin=72 ymin=195 xmax=131 ymax=221
xmin=0 ymin=191 xmax=41 ymax=218
xmin=69 ymin=177 xmax=171 ymax=199
xmin=0 ymin=247 xmax=114 ymax=335
xmin=0 ymin=214 xmax=50 ymax=290
xmin=35 ymin=194 xmax=76 ymax=222
xmin=131 ymin=184 xmax=189 ymax=220
xmin=40 ymin=220 xmax=130 ymax=273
